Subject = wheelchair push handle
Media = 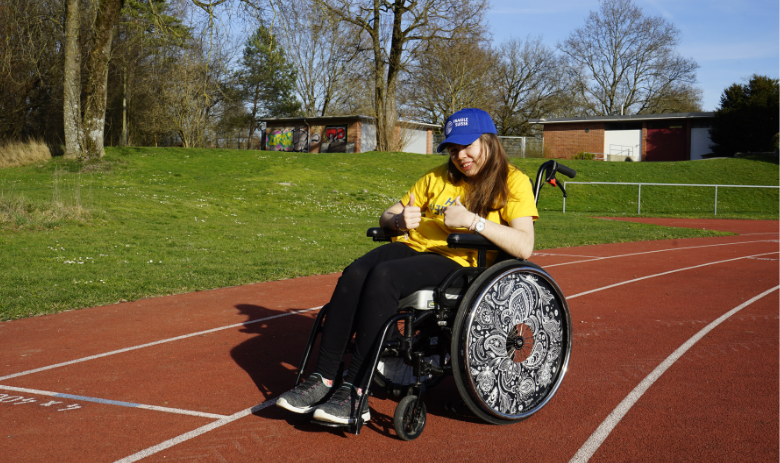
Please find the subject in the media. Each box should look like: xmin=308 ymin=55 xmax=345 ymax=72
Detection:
xmin=533 ymin=160 xmax=576 ymax=204
xmin=556 ymin=163 xmax=576 ymax=179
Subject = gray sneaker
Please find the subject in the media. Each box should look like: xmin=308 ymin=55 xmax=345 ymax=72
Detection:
xmin=312 ymin=382 xmax=370 ymax=425
xmin=276 ymin=373 xmax=332 ymax=414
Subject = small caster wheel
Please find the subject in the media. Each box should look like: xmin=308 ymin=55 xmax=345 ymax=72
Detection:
xmin=394 ymin=395 xmax=426 ymax=441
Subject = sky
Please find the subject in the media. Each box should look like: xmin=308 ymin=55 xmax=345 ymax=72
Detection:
xmin=486 ymin=0 xmax=780 ymax=111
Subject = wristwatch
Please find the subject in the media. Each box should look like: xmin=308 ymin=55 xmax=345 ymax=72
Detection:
xmin=474 ymin=216 xmax=486 ymax=234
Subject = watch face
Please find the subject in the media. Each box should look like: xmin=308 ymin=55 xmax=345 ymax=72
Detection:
xmin=476 ymin=220 xmax=485 ymax=232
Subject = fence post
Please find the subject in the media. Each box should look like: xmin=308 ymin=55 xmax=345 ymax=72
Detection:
xmin=638 ymin=184 xmax=642 ymax=215
xmin=563 ymin=184 xmax=566 ymax=213
xmin=714 ymin=186 xmax=718 ymax=215
xmin=521 ymin=137 xmax=526 ymax=158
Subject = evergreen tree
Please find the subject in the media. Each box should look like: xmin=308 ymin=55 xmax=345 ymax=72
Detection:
xmin=234 ymin=26 xmax=301 ymax=144
xmin=710 ymin=75 xmax=779 ymax=156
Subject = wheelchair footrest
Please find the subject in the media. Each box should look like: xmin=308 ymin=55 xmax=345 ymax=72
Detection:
xmin=311 ymin=416 xmax=365 ymax=435
xmin=311 ymin=419 xmax=346 ymax=429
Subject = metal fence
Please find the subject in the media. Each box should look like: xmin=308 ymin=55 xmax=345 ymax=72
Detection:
xmin=432 ymin=134 xmax=544 ymax=158
xmin=562 ymin=182 xmax=780 ymax=215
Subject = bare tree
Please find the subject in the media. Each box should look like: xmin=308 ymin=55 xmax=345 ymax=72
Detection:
xmin=640 ymin=83 xmax=702 ymax=113
xmin=314 ymin=0 xmax=487 ymax=151
xmin=492 ymin=36 xmax=567 ymax=136
xmin=271 ymin=0 xmax=359 ymax=117
xmin=403 ymin=32 xmax=496 ymax=126
xmin=105 ymin=1 xmax=190 ymax=147
xmin=558 ymin=0 xmax=700 ymax=116
xmin=161 ymin=32 xmax=231 ymax=147
xmin=327 ymin=53 xmax=376 ymax=115
xmin=163 ymin=55 xmax=211 ymax=147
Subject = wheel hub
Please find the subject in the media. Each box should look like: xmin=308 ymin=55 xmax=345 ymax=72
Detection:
xmin=507 ymin=323 xmax=534 ymax=363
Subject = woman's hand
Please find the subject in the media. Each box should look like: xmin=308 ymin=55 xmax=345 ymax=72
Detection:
xmin=443 ymin=196 xmax=474 ymax=229
xmin=444 ymin=196 xmax=535 ymax=259
xmin=399 ymin=193 xmax=421 ymax=230
xmin=380 ymin=193 xmax=421 ymax=231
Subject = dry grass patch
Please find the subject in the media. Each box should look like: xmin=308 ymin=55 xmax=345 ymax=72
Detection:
xmin=1 ymin=169 xmax=93 ymax=230
xmin=0 ymin=195 xmax=91 ymax=230
xmin=0 ymin=139 xmax=52 ymax=168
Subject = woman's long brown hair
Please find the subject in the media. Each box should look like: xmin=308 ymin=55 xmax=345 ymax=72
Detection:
xmin=447 ymin=133 xmax=515 ymax=217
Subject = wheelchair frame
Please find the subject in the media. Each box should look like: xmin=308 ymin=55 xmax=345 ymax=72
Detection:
xmin=292 ymin=160 xmax=576 ymax=439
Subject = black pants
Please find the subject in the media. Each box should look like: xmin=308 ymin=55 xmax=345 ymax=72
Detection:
xmin=314 ymin=242 xmax=462 ymax=388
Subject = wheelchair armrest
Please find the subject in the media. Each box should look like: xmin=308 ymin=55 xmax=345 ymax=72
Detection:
xmin=447 ymin=233 xmax=499 ymax=251
xmin=367 ymin=227 xmax=404 ymax=242
xmin=447 ymin=233 xmax=500 ymax=268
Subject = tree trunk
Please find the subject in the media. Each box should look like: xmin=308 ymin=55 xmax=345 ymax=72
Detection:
xmin=382 ymin=4 xmax=405 ymax=151
xmin=63 ymin=0 xmax=83 ymax=159
xmin=369 ymin=3 xmax=390 ymax=152
xmin=120 ymin=64 xmax=128 ymax=146
xmin=82 ymin=0 xmax=125 ymax=159
xmin=373 ymin=1 xmax=405 ymax=152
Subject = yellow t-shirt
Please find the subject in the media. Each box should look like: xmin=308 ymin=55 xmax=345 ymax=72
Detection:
xmin=394 ymin=164 xmax=539 ymax=267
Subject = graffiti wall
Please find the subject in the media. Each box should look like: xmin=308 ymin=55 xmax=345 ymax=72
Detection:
xmin=267 ymin=126 xmax=311 ymax=152
xmin=265 ymin=123 xmax=352 ymax=153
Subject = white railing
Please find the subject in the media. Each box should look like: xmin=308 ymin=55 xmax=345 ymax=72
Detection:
xmin=608 ymin=144 xmax=633 ymax=158
xmin=562 ymin=182 xmax=780 ymax=215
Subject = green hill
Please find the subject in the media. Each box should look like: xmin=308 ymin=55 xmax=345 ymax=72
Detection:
xmin=0 ymin=148 xmax=776 ymax=320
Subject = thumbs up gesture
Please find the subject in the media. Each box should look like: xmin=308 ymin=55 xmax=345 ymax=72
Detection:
xmin=399 ymin=193 xmax=421 ymax=230
xmin=443 ymin=196 xmax=472 ymax=229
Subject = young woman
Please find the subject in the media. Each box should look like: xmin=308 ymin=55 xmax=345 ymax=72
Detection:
xmin=276 ymin=108 xmax=539 ymax=425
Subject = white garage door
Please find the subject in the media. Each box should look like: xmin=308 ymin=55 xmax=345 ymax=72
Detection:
xmin=402 ymin=129 xmax=428 ymax=154
xmin=604 ymin=129 xmax=641 ymax=162
xmin=690 ymin=128 xmax=713 ymax=160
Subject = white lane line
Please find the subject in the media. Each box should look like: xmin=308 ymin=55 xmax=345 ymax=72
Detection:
xmin=544 ymin=239 xmax=777 ymax=268
xmin=0 ymin=307 xmax=322 ymax=382
xmin=533 ymin=253 xmax=604 ymax=258
xmin=569 ymin=285 xmax=779 ymax=463
xmin=114 ymin=399 xmax=278 ymax=463
xmin=0 ymin=384 xmax=227 ymax=419
xmin=566 ymin=251 xmax=778 ymax=300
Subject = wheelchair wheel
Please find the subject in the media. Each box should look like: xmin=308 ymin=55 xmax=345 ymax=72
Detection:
xmin=394 ymin=395 xmax=427 ymax=441
xmin=451 ymin=260 xmax=571 ymax=425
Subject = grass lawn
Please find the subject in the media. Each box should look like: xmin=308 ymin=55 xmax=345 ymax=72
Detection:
xmin=0 ymin=148 xmax=776 ymax=321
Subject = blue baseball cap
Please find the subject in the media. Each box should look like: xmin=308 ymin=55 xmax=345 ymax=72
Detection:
xmin=437 ymin=108 xmax=497 ymax=153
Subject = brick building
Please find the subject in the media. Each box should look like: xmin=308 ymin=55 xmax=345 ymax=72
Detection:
xmin=530 ymin=112 xmax=715 ymax=161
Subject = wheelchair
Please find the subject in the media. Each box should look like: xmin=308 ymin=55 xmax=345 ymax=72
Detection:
xmin=293 ymin=161 xmax=576 ymax=440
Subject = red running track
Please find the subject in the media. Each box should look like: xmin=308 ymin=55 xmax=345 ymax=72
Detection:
xmin=0 ymin=218 xmax=777 ymax=462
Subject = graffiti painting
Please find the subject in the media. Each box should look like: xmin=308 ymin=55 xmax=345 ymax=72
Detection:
xmin=323 ymin=125 xmax=348 ymax=153
xmin=268 ymin=128 xmax=293 ymax=151
xmin=324 ymin=125 xmax=347 ymax=143
xmin=292 ymin=127 xmax=308 ymax=152
xmin=268 ymin=126 xmax=311 ymax=152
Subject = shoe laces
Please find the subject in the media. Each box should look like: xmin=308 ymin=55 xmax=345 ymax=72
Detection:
xmin=328 ymin=383 xmax=355 ymax=405
xmin=295 ymin=374 xmax=324 ymax=395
